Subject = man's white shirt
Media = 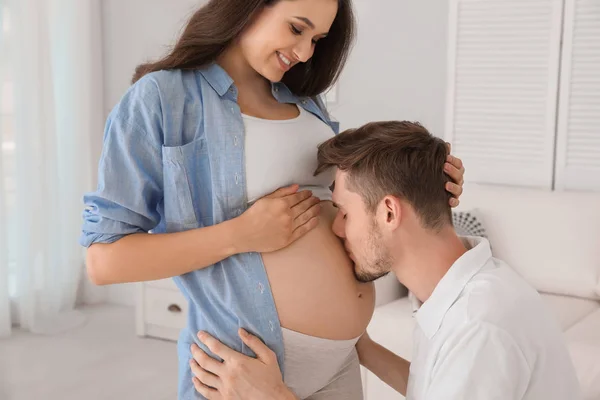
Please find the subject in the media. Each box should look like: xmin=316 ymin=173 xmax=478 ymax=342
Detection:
xmin=406 ymin=236 xmax=581 ymax=400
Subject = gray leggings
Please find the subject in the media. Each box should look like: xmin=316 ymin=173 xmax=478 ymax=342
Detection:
xmin=282 ymin=327 xmax=364 ymax=400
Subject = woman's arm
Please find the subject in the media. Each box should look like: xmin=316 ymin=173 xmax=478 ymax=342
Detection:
xmin=87 ymin=185 xmax=321 ymax=285
xmin=87 ymin=219 xmax=237 ymax=285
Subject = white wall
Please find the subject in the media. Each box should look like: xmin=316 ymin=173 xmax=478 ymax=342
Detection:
xmin=101 ymin=0 xmax=204 ymax=118
xmin=332 ymin=0 xmax=450 ymax=135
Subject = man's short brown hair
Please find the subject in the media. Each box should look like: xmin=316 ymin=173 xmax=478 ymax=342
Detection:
xmin=315 ymin=121 xmax=452 ymax=230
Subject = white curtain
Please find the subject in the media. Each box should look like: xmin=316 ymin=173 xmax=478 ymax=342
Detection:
xmin=0 ymin=0 xmax=103 ymax=337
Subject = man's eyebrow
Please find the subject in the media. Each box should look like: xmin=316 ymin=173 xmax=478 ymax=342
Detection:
xmin=293 ymin=16 xmax=315 ymax=29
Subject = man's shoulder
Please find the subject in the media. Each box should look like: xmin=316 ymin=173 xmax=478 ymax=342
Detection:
xmin=447 ymin=258 xmax=567 ymax=360
xmin=458 ymin=259 xmax=546 ymax=332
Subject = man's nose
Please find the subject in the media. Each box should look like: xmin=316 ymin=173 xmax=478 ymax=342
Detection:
xmin=332 ymin=214 xmax=345 ymax=238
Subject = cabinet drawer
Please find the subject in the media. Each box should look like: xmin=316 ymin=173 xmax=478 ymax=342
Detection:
xmin=144 ymin=287 xmax=188 ymax=330
xmin=146 ymin=277 xmax=178 ymax=291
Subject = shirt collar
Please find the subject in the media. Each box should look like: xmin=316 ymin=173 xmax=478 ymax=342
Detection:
xmin=198 ymin=63 xmax=298 ymax=102
xmin=271 ymin=81 xmax=296 ymax=103
xmin=415 ymin=236 xmax=492 ymax=339
xmin=198 ymin=63 xmax=235 ymax=97
xmin=197 ymin=63 xmax=336 ymax=132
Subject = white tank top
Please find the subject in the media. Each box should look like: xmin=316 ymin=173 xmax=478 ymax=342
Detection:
xmin=242 ymin=106 xmax=336 ymax=204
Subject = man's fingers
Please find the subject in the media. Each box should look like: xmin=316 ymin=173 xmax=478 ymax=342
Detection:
xmin=198 ymin=331 xmax=237 ymax=362
xmin=266 ymin=184 xmax=299 ymax=199
xmin=190 ymin=359 xmax=221 ymax=390
xmin=191 ymin=343 xmax=223 ymax=375
xmin=192 ymin=376 xmax=220 ymax=399
xmin=239 ymin=329 xmax=278 ymax=365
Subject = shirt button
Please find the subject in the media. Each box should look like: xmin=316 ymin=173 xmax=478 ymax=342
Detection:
xmin=233 ymin=136 xmax=238 ymax=146
xmin=258 ymin=282 xmax=265 ymax=294
xmin=235 ymin=173 xmax=239 ymax=185
xmin=269 ymin=321 xmax=274 ymax=331
xmin=274 ymin=87 xmax=279 ymax=92
xmin=301 ymin=100 xmax=307 ymax=105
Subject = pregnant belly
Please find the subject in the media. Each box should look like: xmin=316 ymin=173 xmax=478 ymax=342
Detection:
xmin=262 ymin=201 xmax=375 ymax=340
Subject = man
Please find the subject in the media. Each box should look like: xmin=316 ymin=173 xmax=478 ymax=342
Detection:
xmin=188 ymin=121 xmax=581 ymax=400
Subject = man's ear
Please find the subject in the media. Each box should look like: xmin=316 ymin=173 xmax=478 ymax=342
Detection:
xmin=381 ymin=196 xmax=402 ymax=229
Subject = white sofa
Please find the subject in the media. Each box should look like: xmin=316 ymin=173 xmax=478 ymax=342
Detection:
xmin=363 ymin=185 xmax=600 ymax=400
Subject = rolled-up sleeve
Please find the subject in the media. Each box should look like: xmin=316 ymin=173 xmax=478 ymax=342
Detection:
xmin=80 ymin=76 xmax=164 ymax=247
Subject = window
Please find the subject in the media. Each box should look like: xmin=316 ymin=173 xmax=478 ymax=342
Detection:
xmin=1 ymin=3 xmax=16 ymax=296
xmin=445 ymin=0 xmax=600 ymax=192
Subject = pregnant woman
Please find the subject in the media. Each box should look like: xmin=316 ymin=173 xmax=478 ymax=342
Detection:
xmin=80 ymin=0 xmax=465 ymax=399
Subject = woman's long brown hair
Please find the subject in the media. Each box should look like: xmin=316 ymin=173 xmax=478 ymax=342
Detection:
xmin=132 ymin=0 xmax=355 ymax=98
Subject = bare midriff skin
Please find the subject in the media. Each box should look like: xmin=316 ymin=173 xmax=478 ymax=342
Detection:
xmin=262 ymin=200 xmax=375 ymax=340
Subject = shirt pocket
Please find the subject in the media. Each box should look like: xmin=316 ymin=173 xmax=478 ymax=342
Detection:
xmin=162 ymin=137 xmax=212 ymax=232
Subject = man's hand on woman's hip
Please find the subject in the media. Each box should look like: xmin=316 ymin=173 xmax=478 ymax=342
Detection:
xmin=190 ymin=328 xmax=298 ymax=400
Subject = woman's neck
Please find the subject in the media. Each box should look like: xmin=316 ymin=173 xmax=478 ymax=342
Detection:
xmin=217 ymin=45 xmax=271 ymax=95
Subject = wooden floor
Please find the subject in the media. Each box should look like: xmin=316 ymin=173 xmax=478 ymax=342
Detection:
xmin=0 ymin=305 xmax=179 ymax=400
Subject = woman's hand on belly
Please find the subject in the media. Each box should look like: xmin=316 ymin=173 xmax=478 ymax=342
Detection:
xmin=232 ymin=184 xmax=321 ymax=253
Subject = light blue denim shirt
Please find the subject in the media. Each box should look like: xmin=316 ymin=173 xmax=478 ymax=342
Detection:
xmin=80 ymin=63 xmax=339 ymax=399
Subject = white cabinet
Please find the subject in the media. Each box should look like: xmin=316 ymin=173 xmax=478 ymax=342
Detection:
xmin=555 ymin=0 xmax=600 ymax=191
xmin=136 ymin=279 xmax=187 ymax=341
xmin=445 ymin=0 xmax=600 ymax=192
xmin=445 ymin=0 xmax=564 ymax=189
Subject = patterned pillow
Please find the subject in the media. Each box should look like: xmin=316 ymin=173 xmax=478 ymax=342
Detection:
xmin=452 ymin=209 xmax=488 ymax=238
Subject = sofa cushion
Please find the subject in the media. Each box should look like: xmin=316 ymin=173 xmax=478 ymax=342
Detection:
xmin=456 ymin=185 xmax=600 ymax=300
xmin=565 ymin=309 xmax=600 ymax=400
xmin=539 ymin=292 xmax=600 ymax=331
